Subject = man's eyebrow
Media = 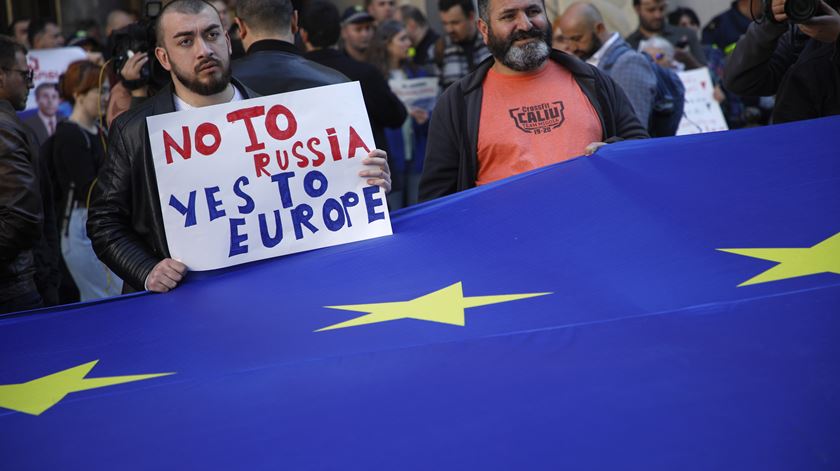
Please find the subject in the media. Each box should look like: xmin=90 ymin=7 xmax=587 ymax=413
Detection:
xmin=172 ymin=30 xmax=195 ymax=39
xmin=498 ymin=4 xmax=540 ymax=15
xmin=172 ymin=24 xmax=221 ymax=39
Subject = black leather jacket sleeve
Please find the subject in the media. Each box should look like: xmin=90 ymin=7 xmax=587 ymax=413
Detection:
xmin=87 ymin=122 xmax=159 ymax=290
xmin=0 ymin=124 xmax=42 ymax=259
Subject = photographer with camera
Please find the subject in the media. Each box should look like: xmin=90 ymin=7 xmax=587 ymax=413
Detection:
xmin=105 ymin=5 xmax=168 ymax=126
xmin=724 ymin=0 xmax=840 ymax=124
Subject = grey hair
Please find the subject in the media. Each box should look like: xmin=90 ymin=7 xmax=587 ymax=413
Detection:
xmin=638 ymin=35 xmax=674 ymax=61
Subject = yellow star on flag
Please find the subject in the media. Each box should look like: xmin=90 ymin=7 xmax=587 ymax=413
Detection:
xmin=316 ymin=281 xmax=551 ymax=332
xmin=718 ymin=232 xmax=840 ymax=287
xmin=0 ymin=360 xmax=174 ymax=416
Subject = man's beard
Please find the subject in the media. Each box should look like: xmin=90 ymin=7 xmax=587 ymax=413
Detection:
xmin=579 ymin=33 xmax=603 ymax=61
xmin=486 ymin=24 xmax=551 ymax=72
xmin=641 ymin=18 xmax=663 ymax=33
xmin=171 ymin=56 xmax=231 ymax=96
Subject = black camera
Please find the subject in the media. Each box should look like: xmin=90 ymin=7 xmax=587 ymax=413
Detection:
xmin=107 ymin=1 xmax=168 ymax=90
xmin=110 ymin=22 xmax=154 ymax=82
xmin=765 ymin=0 xmax=820 ymax=22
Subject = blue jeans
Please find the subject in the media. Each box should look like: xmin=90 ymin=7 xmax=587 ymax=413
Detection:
xmin=61 ymin=208 xmax=123 ymax=301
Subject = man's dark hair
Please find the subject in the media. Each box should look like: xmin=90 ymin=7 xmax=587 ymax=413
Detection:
xmin=7 ymin=18 xmax=29 ymax=37
xmin=399 ymin=5 xmax=428 ymax=26
xmin=27 ymin=17 xmax=58 ymax=47
xmin=667 ymin=7 xmax=699 ymax=27
xmin=155 ymin=0 xmax=221 ymax=46
xmin=475 ymin=0 xmax=546 ymax=24
xmin=0 ymin=34 xmax=26 ymax=66
xmin=0 ymin=34 xmax=27 ymax=70
xmin=300 ymin=0 xmax=340 ymax=48
xmin=35 ymin=82 xmax=59 ymax=99
xmin=439 ymin=0 xmax=475 ymax=16
xmin=236 ymin=0 xmax=294 ymax=35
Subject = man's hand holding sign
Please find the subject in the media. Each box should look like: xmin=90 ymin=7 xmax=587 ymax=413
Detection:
xmin=86 ymin=0 xmax=391 ymax=294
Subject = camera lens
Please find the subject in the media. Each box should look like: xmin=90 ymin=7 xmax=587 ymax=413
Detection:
xmin=785 ymin=0 xmax=819 ymax=22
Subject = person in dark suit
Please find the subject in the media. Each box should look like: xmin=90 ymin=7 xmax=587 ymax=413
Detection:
xmin=231 ymin=0 xmax=347 ymax=96
xmin=22 ymin=82 xmax=60 ymax=147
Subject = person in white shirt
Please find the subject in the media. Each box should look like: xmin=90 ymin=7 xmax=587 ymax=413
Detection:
xmin=22 ymin=82 xmax=60 ymax=146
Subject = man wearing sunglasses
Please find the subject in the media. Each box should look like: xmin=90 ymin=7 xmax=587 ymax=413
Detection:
xmin=0 ymin=35 xmax=43 ymax=313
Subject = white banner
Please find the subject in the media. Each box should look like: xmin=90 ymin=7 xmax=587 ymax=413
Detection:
xmin=676 ymin=67 xmax=729 ymax=136
xmin=25 ymin=47 xmax=88 ymax=111
xmin=146 ymin=82 xmax=393 ymax=271
xmin=388 ymin=77 xmax=438 ymax=113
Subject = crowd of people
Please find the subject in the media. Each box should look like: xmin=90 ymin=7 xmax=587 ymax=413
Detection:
xmin=1 ymin=0 xmax=838 ymax=313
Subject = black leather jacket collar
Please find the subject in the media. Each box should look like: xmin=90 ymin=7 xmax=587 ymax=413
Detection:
xmin=246 ymin=39 xmax=300 ymax=55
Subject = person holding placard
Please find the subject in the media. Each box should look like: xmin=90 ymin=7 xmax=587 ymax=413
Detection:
xmin=87 ymin=0 xmax=393 ymax=294
xmin=367 ymin=20 xmax=434 ymax=208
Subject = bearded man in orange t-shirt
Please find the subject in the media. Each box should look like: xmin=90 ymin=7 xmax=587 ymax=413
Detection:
xmin=419 ymin=0 xmax=649 ymax=201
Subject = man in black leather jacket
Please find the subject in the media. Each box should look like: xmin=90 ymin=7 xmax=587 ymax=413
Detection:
xmin=231 ymin=0 xmax=348 ymax=96
xmin=0 ymin=36 xmax=42 ymax=313
xmin=88 ymin=0 xmax=392 ymax=294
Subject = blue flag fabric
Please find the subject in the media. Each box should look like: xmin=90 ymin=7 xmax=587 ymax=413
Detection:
xmin=1 ymin=117 xmax=839 ymax=469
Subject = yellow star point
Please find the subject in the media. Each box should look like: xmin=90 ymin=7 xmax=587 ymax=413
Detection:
xmin=718 ymin=232 xmax=840 ymax=287
xmin=316 ymin=282 xmax=551 ymax=332
xmin=0 ymin=360 xmax=174 ymax=416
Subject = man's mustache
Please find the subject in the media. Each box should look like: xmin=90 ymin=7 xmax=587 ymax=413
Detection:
xmin=195 ymin=57 xmax=222 ymax=73
xmin=508 ymin=27 xmax=545 ymax=43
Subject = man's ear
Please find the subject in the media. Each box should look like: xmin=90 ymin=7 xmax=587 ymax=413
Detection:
xmin=291 ymin=10 xmax=300 ymax=35
xmin=155 ymin=46 xmax=171 ymax=72
xmin=595 ymin=21 xmax=606 ymax=36
xmin=477 ymin=18 xmax=489 ymax=44
xmin=234 ymin=17 xmax=248 ymax=41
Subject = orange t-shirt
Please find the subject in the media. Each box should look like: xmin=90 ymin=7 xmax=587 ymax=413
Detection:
xmin=476 ymin=61 xmax=603 ymax=186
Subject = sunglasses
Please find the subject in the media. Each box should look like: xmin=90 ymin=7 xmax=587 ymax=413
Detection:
xmin=4 ymin=67 xmax=34 ymax=83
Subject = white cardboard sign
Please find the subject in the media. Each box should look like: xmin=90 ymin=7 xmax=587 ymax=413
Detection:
xmin=676 ymin=67 xmax=729 ymax=136
xmin=146 ymin=82 xmax=392 ymax=271
xmin=388 ymin=76 xmax=438 ymax=112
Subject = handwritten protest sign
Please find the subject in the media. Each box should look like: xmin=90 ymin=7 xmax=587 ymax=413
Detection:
xmin=388 ymin=77 xmax=438 ymax=113
xmin=25 ymin=47 xmax=88 ymax=111
xmin=676 ymin=67 xmax=729 ymax=136
xmin=146 ymin=82 xmax=393 ymax=271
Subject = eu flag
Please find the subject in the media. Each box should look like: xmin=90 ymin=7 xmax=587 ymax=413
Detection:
xmin=1 ymin=117 xmax=838 ymax=470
